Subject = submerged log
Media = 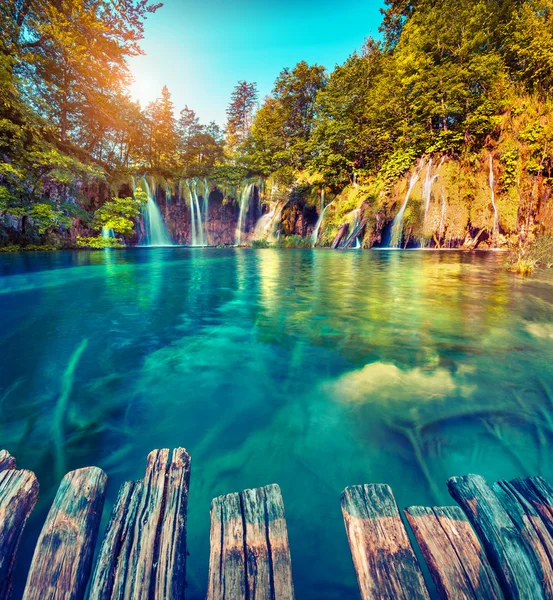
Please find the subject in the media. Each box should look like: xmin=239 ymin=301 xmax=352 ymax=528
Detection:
xmin=22 ymin=466 xmax=107 ymax=600
xmin=331 ymin=223 xmax=349 ymax=249
xmin=341 ymin=484 xmax=429 ymax=600
xmin=448 ymin=474 xmax=545 ymax=599
xmin=342 ymin=215 xmax=367 ymax=249
xmin=89 ymin=447 xmax=191 ymax=600
xmin=0 ymin=451 xmax=15 ymax=473
xmin=207 ymin=483 xmax=295 ymax=600
xmin=0 ymin=465 xmax=39 ymax=599
xmin=405 ymin=505 xmax=503 ymax=599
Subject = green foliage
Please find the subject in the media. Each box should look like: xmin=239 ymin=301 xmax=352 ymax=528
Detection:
xmin=92 ymin=190 xmax=146 ymax=235
xmin=251 ymin=239 xmax=271 ymax=248
xmin=507 ymin=235 xmax=553 ymax=274
xmin=29 ymin=203 xmax=71 ymax=234
xmin=274 ymin=235 xmax=312 ymax=248
xmin=76 ymin=236 xmax=125 ymax=249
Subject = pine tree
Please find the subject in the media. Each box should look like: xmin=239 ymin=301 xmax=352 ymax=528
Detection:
xmin=225 ymin=81 xmax=258 ymax=155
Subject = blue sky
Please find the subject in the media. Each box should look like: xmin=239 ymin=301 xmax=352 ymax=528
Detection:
xmin=128 ymin=0 xmax=384 ymax=126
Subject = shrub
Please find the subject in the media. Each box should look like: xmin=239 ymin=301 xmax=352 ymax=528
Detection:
xmin=76 ymin=236 xmax=125 ymax=249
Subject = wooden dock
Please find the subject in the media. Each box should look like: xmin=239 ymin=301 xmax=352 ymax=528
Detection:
xmin=2 ymin=447 xmax=553 ymax=599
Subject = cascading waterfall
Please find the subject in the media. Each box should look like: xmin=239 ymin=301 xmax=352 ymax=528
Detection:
xmin=203 ymin=178 xmax=210 ymax=245
xmin=191 ymin=179 xmax=204 ymax=246
xmin=422 ymin=156 xmax=446 ymax=237
xmin=185 ymin=180 xmax=197 ymax=245
xmin=389 ymin=158 xmax=426 ymax=248
xmin=101 ymin=226 xmax=114 ymax=239
xmin=139 ymin=177 xmax=173 ymax=246
xmin=488 ymin=153 xmax=499 ymax=235
xmin=312 ymin=200 xmax=334 ymax=247
xmin=235 ymin=183 xmax=254 ymax=246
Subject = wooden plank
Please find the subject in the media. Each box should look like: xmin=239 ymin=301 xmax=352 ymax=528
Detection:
xmin=511 ymin=477 xmax=553 ymax=539
xmin=207 ymin=492 xmax=246 ymax=600
xmin=264 ymin=484 xmax=295 ymax=599
xmin=0 ymin=451 xmax=15 ymax=473
xmin=405 ymin=506 xmax=503 ymax=599
xmin=88 ymin=481 xmax=138 ymax=600
xmin=155 ymin=447 xmax=191 ymax=600
xmin=448 ymin=474 xmax=545 ymax=600
xmin=0 ymin=468 xmax=39 ymax=599
xmin=22 ymin=466 xmax=107 ymax=600
xmin=341 ymin=484 xmax=430 ymax=600
xmin=493 ymin=480 xmax=553 ymax=595
xmin=89 ymin=447 xmax=191 ymax=600
xmin=243 ymin=487 xmax=272 ymax=599
xmin=207 ymin=484 xmax=294 ymax=600
xmin=432 ymin=507 xmax=504 ymax=599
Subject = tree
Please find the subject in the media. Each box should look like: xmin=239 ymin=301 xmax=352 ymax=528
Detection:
xmin=225 ymin=81 xmax=258 ymax=156
xmin=145 ymin=86 xmax=179 ymax=172
xmin=248 ymin=62 xmax=326 ymax=172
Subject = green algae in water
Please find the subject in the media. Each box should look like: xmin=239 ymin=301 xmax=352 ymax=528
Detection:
xmin=1 ymin=248 xmax=553 ymax=598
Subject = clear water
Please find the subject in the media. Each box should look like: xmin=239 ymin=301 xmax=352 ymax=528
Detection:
xmin=2 ymin=248 xmax=553 ymax=598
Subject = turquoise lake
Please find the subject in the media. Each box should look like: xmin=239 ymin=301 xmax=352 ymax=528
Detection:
xmin=2 ymin=248 xmax=553 ymax=598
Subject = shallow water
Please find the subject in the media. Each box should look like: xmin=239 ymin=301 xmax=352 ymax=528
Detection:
xmin=1 ymin=248 xmax=553 ymax=598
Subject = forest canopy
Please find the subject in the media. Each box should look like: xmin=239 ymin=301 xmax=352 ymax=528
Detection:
xmin=1 ymin=0 xmax=553 ymax=244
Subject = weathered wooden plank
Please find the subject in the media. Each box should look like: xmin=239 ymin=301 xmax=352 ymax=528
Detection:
xmin=493 ymin=480 xmax=553 ymax=595
xmin=511 ymin=477 xmax=553 ymax=539
xmin=243 ymin=487 xmax=272 ymax=599
xmin=0 ymin=468 xmax=39 ymax=599
xmin=264 ymin=484 xmax=295 ymax=599
xmin=155 ymin=447 xmax=191 ymax=600
xmin=22 ymin=466 xmax=107 ymax=600
xmin=207 ymin=492 xmax=246 ymax=600
xmin=207 ymin=484 xmax=294 ymax=600
xmin=432 ymin=506 xmax=504 ymax=599
xmin=448 ymin=474 xmax=545 ymax=600
xmin=123 ymin=449 xmax=170 ymax=599
xmin=341 ymin=484 xmax=430 ymax=600
xmin=88 ymin=481 xmax=137 ymax=600
xmin=405 ymin=506 xmax=503 ymax=599
xmin=89 ymin=447 xmax=190 ymax=600
xmin=0 ymin=451 xmax=15 ymax=473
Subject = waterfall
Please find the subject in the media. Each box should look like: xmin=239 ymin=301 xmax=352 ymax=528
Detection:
xmin=422 ymin=156 xmax=445 ymax=224
xmin=235 ymin=183 xmax=254 ymax=245
xmin=253 ymin=209 xmax=275 ymax=240
xmin=139 ymin=177 xmax=173 ymax=246
xmin=312 ymin=200 xmax=334 ymax=247
xmin=203 ymin=178 xmax=210 ymax=245
xmin=389 ymin=159 xmax=425 ymax=248
xmin=488 ymin=153 xmax=498 ymax=235
xmin=186 ymin=180 xmax=197 ymax=245
xmin=191 ymin=179 xmax=204 ymax=246
xmin=101 ymin=226 xmax=114 ymax=239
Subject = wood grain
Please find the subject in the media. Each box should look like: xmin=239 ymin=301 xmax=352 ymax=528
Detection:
xmin=0 ymin=468 xmax=39 ymax=599
xmin=448 ymin=474 xmax=545 ymax=600
xmin=22 ymin=466 xmax=107 ymax=600
xmin=207 ymin=484 xmax=294 ymax=600
xmin=341 ymin=484 xmax=430 ymax=600
xmin=89 ymin=447 xmax=191 ymax=600
xmin=405 ymin=505 xmax=503 ymax=599
xmin=0 ymin=451 xmax=15 ymax=473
